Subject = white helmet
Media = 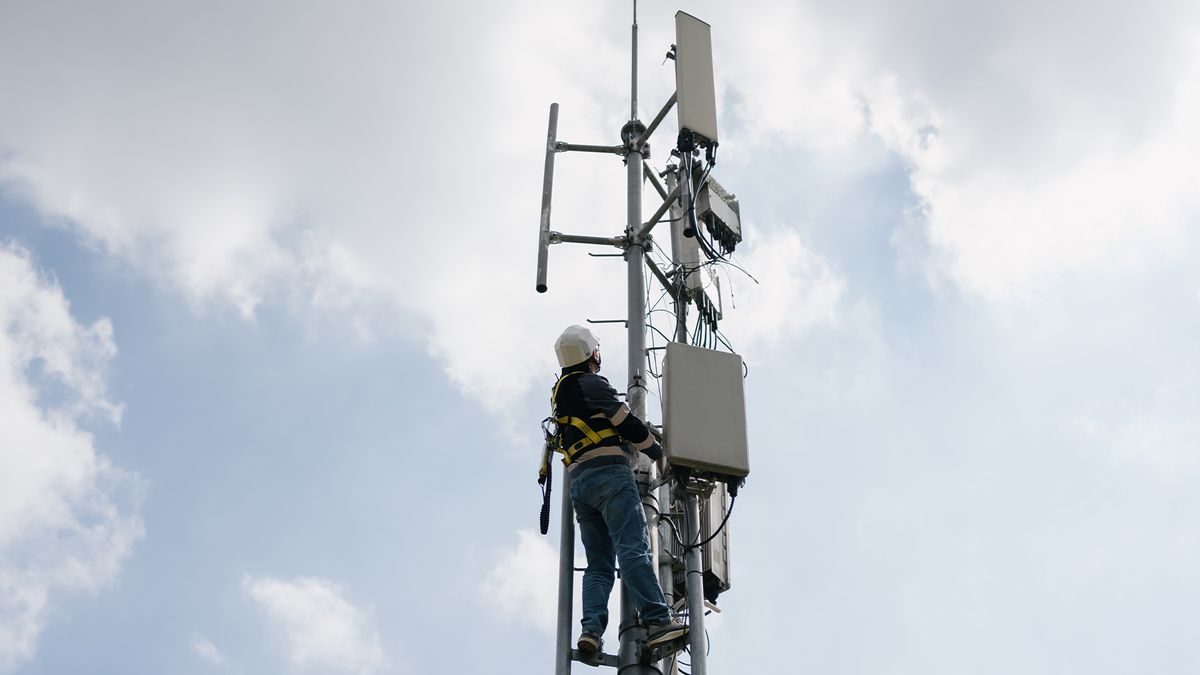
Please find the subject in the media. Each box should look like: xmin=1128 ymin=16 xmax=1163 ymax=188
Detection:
xmin=555 ymin=325 xmax=600 ymax=368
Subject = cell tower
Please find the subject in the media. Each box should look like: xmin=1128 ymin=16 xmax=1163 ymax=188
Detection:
xmin=534 ymin=6 xmax=749 ymax=675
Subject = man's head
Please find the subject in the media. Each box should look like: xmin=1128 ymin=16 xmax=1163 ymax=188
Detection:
xmin=555 ymin=325 xmax=601 ymax=372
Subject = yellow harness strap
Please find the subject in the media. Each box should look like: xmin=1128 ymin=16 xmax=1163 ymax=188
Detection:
xmin=550 ymin=372 xmax=618 ymax=465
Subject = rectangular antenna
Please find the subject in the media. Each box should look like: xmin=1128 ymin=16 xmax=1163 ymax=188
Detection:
xmin=675 ymin=12 xmax=718 ymax=145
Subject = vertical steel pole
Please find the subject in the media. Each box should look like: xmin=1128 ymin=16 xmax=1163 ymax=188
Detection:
xmin=666 ymin=158 xmax=702 ymax=675
xmin=622 ymin=115 xmax=660 ymax=675
xmin=682 ymin=492 xmax=709 ymax=675
xmin=665 ymin=168 xmax=688 ymax=343
xmin=658 ymin=167 xmax=685 ymax=675
xmin=619 ymin=2 xmax=661 ymax=673
xmin=625 ymin=6 xmax=645 ymax=499
xmin=620 ymin=157 xmax=660 ymax=675
xmin=655 ymin=481 xmax=675 ymax=675
xmin=555 ymin=470 xmax=575 ymax=675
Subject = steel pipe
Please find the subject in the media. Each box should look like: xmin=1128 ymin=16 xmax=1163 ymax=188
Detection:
xmin=636 ymin=92 xmax=677 ymax=151
xmin=557 ymin=142 xmax=625 ymax=155
xmin=549 ymin=232 xmax=627 ymax=248
xmin=555 ymin=470 xmax=575 ymax=675
xmin=537 ymin=103 xmax=559 ymax=293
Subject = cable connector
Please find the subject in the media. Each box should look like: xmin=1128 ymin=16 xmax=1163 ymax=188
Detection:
xmin=677 ymin=129 xmax=696 ymax=154
xmin=725 ymin=476 xmax=744 ymax=499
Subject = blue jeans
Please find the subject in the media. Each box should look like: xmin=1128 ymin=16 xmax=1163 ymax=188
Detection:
xmin=570 ymin=462 xmax=671 ymax=636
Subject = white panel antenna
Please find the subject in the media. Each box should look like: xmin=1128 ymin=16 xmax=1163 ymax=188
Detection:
xmin=675 ymin=11 xmax=719 ymax=146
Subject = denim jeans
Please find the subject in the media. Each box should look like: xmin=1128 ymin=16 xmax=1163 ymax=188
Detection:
xmin=570 ymin=462 xmax=671 ymax=636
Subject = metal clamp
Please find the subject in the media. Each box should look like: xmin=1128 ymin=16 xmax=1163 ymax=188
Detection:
xmin=571 ymin=649 xmax=620 ymax=668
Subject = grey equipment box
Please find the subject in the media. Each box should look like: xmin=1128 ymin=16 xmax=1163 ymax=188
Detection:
xmin=695 ymin=175 xmax=742 ymax=252
xmin=667 ymin=480 xmax=732 ymax=603
xmin=662 ymin=342 xmax=750 ymax=478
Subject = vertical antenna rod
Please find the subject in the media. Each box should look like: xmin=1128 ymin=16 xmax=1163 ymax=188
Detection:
xmin=631 ymin=0 xmax=638 ymax=119
xmin=666 ymin=168 xmax=688 ymax=343
xmin=536 ymin=103 xmax=559 ymax=293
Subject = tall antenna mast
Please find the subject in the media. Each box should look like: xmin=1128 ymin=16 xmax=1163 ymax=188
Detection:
xmin=535 ymin=6 xmax=748 ymax=675
xmin=622 ymin=0 xmax=657 ymax=672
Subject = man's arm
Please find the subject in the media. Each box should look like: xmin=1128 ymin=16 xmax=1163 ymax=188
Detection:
xmin=606 ymin=404 xmax=662 ymax=459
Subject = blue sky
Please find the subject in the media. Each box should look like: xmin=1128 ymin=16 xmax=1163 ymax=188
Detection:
xmin=2 ymin=1 xmax=1200 ymax=674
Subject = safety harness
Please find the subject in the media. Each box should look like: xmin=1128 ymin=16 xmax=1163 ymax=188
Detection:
xmin=549 ymin=371 xmax=618 ymax=465
xmin=537 ymin=370 xmax=620 ymax=534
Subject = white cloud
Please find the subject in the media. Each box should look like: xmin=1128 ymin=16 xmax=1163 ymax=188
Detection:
xmin=243 ymin=575 xmax=384 ymax=675
xmin=2 ymin=0 xmax=1198 ymax=414
xmin=191 ymin=634 xmax=226 ymax=667
xmin=0 ymin=1 xmax=844 ymax=416
xmin=715 ymin=2 xmax=873 ymax=157
xmin=900 ymin=51 xmax=1200 ymax=301
xmin=0 ymin=242 xmax=143 ymax=672
xmin=1081 ymin=413 xmax=1200 ymax=476
xmin=0 ymin=1 xmax=634 ymax=415
xmin=1074 ymin=377 xmax=1200 ymax=478
xmin=713 ymin=0 xmax=1200 ymax=302
xmin=478 ymin=530 xmax=560 ymax=633
xmin=717 ymin=226 xmax=844 ymax=354
xmin=480 ymin=529 xmax=629 ymax=650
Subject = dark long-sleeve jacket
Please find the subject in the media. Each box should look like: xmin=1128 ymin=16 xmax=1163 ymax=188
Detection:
xmin=552 ymin=363 xmax=660 ymax=465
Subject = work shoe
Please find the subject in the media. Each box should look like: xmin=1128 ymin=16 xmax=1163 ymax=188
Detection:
xmin=645 ymin=619 xmax=688 ymax=647
xmin=577 ymin=632 xmax=602 ymax=658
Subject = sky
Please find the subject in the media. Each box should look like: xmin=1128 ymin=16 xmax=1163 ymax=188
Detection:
xmin=1 ymin=1 xmax=1199 ymax=673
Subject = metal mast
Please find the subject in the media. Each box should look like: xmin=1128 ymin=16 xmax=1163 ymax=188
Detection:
xmin=619 ymin=3 xmax=663 ymax=674
xmin=537 ymin=5 xmax=740 ymax=675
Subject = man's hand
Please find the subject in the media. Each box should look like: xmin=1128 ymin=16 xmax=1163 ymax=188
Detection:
xmin=645 ymin=426 xmax=664 ymax=462
xmin=649 ymin=424 xmax=664 ymax=444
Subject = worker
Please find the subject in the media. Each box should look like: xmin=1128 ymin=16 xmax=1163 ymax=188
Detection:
xmin=550 ymin=324 xmax=687 ymax=657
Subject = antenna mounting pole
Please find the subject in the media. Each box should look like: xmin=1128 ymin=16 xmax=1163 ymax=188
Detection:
xmin=619 ymin=3 xmax=665 ymax=674
xmin=536 ymin=6 xmax=737 ymax=674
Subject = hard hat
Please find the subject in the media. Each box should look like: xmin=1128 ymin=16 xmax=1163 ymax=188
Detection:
xmin=555 ymin=325 xmax=600 ymax=368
